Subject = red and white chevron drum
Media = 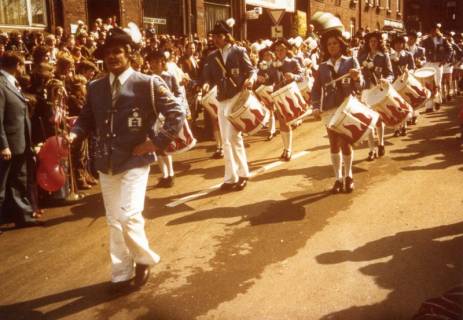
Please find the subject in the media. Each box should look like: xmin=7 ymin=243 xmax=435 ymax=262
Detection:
xmin=362 ymin=82 xmax=413 ymax=128
xmin=255 ymin=84 xmax=274 ymax=109
xmin=414 ymin=67 xmax=437 ymax=97
xmin=201 ymin=86 xmax=219 ymax=119
xmin=155 ymin=117 xmax=197 ymax=155
xmin=227 ymin=90 xmax=270 ymax=136
xmin=328 ymin=95 xmax=379 ymax=144
xmin=393 ymin=71 xmax=430 ymax=110
xmin=297 ymin=76 xmax=314 ymax=104
xmin=271 ymin=82 xmax=309 ymax=125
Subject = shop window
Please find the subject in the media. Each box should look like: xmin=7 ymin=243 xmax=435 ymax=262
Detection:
xmin=0 ymin=0 xmax=47 ymax=27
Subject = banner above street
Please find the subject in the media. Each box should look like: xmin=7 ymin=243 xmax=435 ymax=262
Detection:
xmin=246 ymin=0 xmax=295 ymax=13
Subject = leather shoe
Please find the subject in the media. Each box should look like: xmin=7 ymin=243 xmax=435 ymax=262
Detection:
xmin=134 ymin=264 xmax=150 ymax=288
xmin=331 ymin=180 xmax=343 ymax=194
xmin=212 ymin=148 xmax=224 ymax=159
xmin=235 ymin=177 xmax=248 ymax=191
xmin=378 ymin=145 xmax=385 ymax=157
xmin=108 ymin=279 xmax=133 ymax=293
xmin=344 ymin=176 xmax=354 ymax=193
xmin=267 ymin=132 xmax=275 ymax=141
xmin=220 ymin=182 xmax=236 ymax=191
xmin=367 ymin=150 xmax=377 ymax=161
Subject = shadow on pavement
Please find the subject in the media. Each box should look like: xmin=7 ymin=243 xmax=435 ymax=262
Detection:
xmin=316 ymin=221 xmax=463 ymax=320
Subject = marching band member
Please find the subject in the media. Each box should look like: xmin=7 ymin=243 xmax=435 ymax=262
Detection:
xmin=256 ymin=47 xmax=277 ymax=141
xmin=390 ymin=34 xmax=415 ymax=137
xmin=407 ymin=31 xmax=426 ymax=124
xmin=421 ymin=23 xmax=453 ymax=112
xmin=201 ymin=18 xmax=257 ymax=191
xmin=70 ymin=28 xmax=185 ymax=291
xmin=148 ymin=50 xmax=185 ymax=188
xmin=312 ymin=29 xmax=364 ymax=194
xmin=358 ymin=31 xmax=393 ymax=160
xmin=268 ymin=38 xmax=305 ymax=161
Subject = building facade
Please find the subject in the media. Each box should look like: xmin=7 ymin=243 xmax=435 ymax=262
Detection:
xmin=405 ymin=0 xmax=463 ymax=33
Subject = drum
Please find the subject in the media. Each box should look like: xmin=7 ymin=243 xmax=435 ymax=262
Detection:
xmin=392 ymin=71 xmax=430 ymax=110
xmin=328 ymin=95 xmax=379 ymax=144
xmin=227 ymin=90 xmax=270 ymax=136
xmin=414 ymin=67 xmax=437 ymax=97
xmin=297 ymin=77 xmax=314 ymax=104
xmin=362 ymin=82 xmax=412 ymax=127
xmin=200 ymin=86 xmax=219 ymax=119
xmin=255 ymin=84 xmax=274 ymax=109
xmin=155 ymin=116 xmax=197 ymax=155
xmin=271 ymin=82 xmax=309 ymax=125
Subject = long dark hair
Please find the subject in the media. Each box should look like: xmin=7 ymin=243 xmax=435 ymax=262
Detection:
xmin=320 ymin=30 xmax=348 ymax=61
xmin=358 ymin=32 xmax=387 ymax=57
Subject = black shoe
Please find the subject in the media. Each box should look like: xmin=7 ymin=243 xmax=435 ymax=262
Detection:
xmin=435 ymin=103 xmax=441 ymax=111
xmin=267 ymin=132 xmax=275 ymax=141
xmin=156 ymin=177 xmax=173 ymax=188
xmin=344 ymin=176 xmax=354 ymax=193
xmin=280 ymin=149 xmax=292 ymax=161
xmin=367 ymin=150 xmax=377 ymax=161
xmin=400 ymin=127 xmax=407 ymax=136
xmin=235 ymin=177 xmax=248 ymax=191
xmin=331 ymin=180 xmax=343 ymax=194
xmin=411 ymin=116 xmax=417 ymax=125
xmin=134 ymin=264 xmax=150 ymax=288
xmin=108 ymin=279 xmax=134 ymax=293
xmin=425 ymin=108 xmax=433 ymax=113
xmin=378 ymin=145 xmax=385 ymax=157
xmin=212 ymin=148 xmax=224 ymax=159
xmin=393 ymin=130 xmax=401 ymax=137
xmin=220 ymin=182 xmax=236 ymax=191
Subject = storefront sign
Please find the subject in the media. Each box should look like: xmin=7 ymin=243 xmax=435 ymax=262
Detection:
xmin=384 ymin=19 xmax=403 ymax=29
xmin=246 ymin=0 xmax=295 ymax=12
xmin=143 ymin=17 xmax=167 ymax=25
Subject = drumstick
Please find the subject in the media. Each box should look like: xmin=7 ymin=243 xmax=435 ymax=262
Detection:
xmin=324 ymin=72 xmax=351 ymax=88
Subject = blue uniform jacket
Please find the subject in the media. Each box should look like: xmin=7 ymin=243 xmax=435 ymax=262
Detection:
xmin=72 ymin=71 xmax=185 ymax=175
xmin=268 ymin=57 xmax=305 ymax=90
xmin=202 ymin=44 xmax=257 ymax=101
xmin=358 ymin=51 xmax=394 ymax=88
xmin=422 ymin=36 xmax=453 ymax=64
xmin=312 ymin=56 xmax=364 ymax=111
xmin=390 ymin=50 xmax=416 ymax=79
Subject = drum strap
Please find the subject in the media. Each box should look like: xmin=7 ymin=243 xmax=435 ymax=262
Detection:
xmin=214 ymin=55 xmax=238 ymax=88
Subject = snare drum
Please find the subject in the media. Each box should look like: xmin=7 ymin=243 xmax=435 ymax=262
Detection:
xmin=255 ymin=85 xmax=274 ymax=109
xmin=328 ymin=95 xmax=379 ymax=144
xmin=415 ymin=67 xmax=437 ymax=97
xmin=393 ymin=71 xmax=430 ymax=110
xmin=297 ymin=76 xmax=314 ymax=103
xmin=362 ymin=82 xmax=412 ymax=127
xmin=227 ymin=90 xmax=270 ymax=136
xmin=271 ymin=82 xmax=309 ymax=125
xmin=201 ymin=86 xmax=219 ymax=119
xmin=155 ymin=116 xmax=197 ymax=155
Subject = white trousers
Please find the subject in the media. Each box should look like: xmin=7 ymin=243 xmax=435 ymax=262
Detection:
xmin=99 ymin=165 xmax=160 ymax=282
xmin=217 ymin=95 xmax=250 ymax=184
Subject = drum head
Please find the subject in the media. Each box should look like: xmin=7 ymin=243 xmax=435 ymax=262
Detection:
xmin=415 ymin=67 xmax=435 ymax=78
xmin=362 ymin=84 xmax=389 ymax=107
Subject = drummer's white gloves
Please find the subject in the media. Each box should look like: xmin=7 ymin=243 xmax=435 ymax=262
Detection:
xmin=243 ymin=77 xmax=255 ymax=90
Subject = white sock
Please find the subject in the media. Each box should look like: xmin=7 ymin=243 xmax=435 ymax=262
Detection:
xmin=368 ymin=130 xmax=376 ymax=152
xmin=281 ymin=131 xmax=289 ymax=150
xmin=343 ymin=152 xmax=353 ymax=178
xmin=166 ymin=155 xmax=174 ymax=177
xmin=213 ymin=129 xmax=222 ymax=148
xmin=158 ymin=156 xmax=169 ymax=178
xmin=331 ymin=153 xmax=343 ymax=181
xmin=269 ymin=114 xmax=276 ymax=134
xmin=378 ymin=123 xmax=385 ymax=146
xmin=287 ymin=130 xmax=293 ymax=152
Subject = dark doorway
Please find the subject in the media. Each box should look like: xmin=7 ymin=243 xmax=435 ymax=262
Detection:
xmin=87 ymin=0 xmax=120 ymax=26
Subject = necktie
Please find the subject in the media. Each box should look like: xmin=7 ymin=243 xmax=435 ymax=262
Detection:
xmin=111 ymin=76 xmax=121 ymax=106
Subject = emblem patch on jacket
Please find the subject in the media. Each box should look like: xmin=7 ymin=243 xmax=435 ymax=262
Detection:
xmin=231 ymin=68 xmax=240 ymax=76
xmin=128 ymin=108 xmax=142 ymax=131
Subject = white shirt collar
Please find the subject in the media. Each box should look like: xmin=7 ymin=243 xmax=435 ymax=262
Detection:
xmin=0 ymin=69 xmax=17 ymax=87
xmin=327 ymin=55 xmax=346 ymax=72
xmin=109 ymin=67 xmax=134 ymax=87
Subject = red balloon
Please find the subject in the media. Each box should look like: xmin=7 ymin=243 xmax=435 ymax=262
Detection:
xmin=37 ymin=162 xmax=66 ymax=192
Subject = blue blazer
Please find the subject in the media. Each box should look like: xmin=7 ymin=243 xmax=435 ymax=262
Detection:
xmin=390 ymin=50 xmax=416 ymax=79
xmin=0 ymin=73 xmax=31 ymax=155
xmin=312 ymin=56 xmax=364 ymax=111
xmin=268 ymin=57 xmax=305 ymax=90
xmin=358 ymin=51 xmax=394 ymax=88
xmin=202 ymin=44 xmax=256 ymax=101
xmin=422 ymin=36 xmax=453 ymax=64
xmin=72 ymin=71 xmax=185 ymax=175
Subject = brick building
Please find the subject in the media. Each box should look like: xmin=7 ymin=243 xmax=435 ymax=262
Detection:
xmin=405 ymin=0 xmax=463 ymax=33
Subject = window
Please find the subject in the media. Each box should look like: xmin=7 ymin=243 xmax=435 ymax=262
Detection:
xmin=0 ymin=0 xmax=47 ymax=27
